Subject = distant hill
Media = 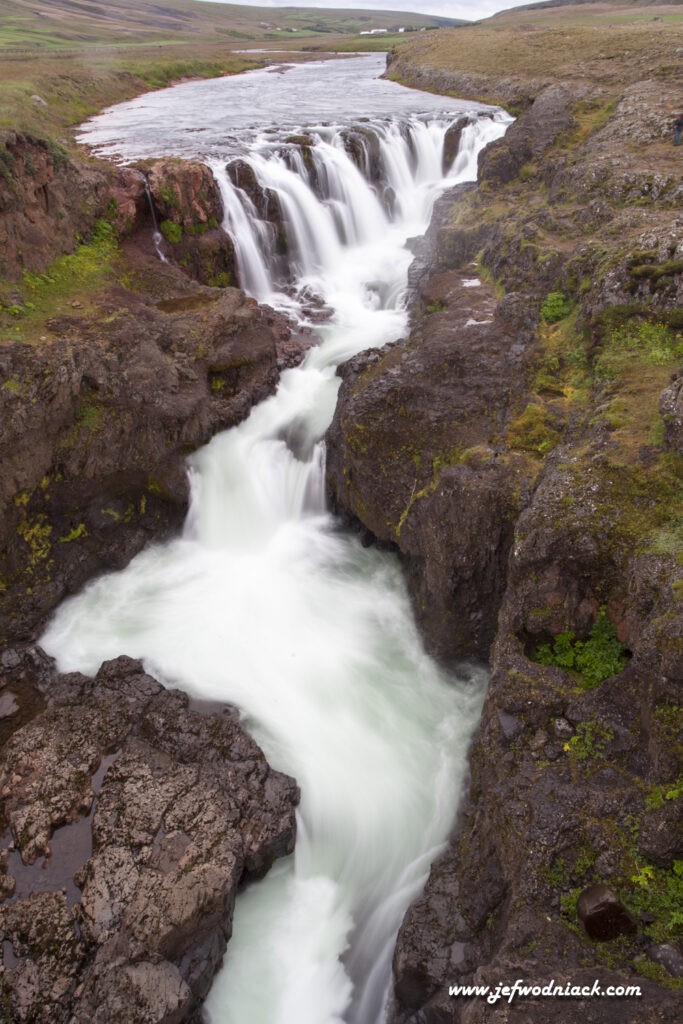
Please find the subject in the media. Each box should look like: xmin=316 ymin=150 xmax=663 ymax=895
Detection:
xmin=0 ymin=0 xmax=463 ymax=51
xmin=493 ymin=0 xmax=679 ymax=15
xmin=506 ymin=0 xmax=681 ymax=9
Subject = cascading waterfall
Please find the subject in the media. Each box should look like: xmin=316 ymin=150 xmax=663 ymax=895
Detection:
xmin=44 ymin=58 xmax=510 ymax=1024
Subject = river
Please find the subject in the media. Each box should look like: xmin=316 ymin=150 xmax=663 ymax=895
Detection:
xmin=42 ymin=54 xmax=509 ymax=1024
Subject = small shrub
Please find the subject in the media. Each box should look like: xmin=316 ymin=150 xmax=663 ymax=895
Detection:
xmin=207 ymin=271 xmax=231 ymax=288
xmin=625 ymin=859 xmax=683 ymax=941
xmin=160 ymin=220 xmax=182 ymax=244
xmin=564 ymin=719 xmax=614 ymax=761
xmin=541 ymin=290 xmax=572 ymax=324
xmin=46 ymin=138 xmax=69 ymax=169
xmin=534 ymin=606 xmax=628 ymax=688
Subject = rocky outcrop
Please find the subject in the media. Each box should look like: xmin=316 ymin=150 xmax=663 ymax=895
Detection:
xmin=478 ymin=81 xmax=587 ymax=185
xmin=326 ymin=264 xmax=537 ymax=661
xmin=0 ymin=652 xmax=299 ymax=1023
xmin=0 ymin=133 xmax=114 ymax=280
xmin=0 ymin=253 xmax=299 ymax=646
xmin=141 ymin=160 xmax=237 ymax=288
xmin=147 ymin=160 xmax=223 ymax=232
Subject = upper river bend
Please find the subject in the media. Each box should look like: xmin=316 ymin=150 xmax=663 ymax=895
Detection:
xmin=41 ymin=54 xmax=509 ymax=1024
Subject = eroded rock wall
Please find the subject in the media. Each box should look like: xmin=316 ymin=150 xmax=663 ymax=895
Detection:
xmin=327 ymin=62 xmax=683 ymax=1021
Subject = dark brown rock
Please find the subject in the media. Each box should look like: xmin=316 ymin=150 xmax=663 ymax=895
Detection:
xmin=147 ymin=159 xmax=223 ymax=231
xmin=170 ymin=226 xmax=236 ymax=288
xmin=109 ymin=167 xmax=147 ymax=236
xmin=326 ymin=264 xmax=536 ymax=660
xmin=340 ymin=126 xmax=383 ymax=185
xmin=577 ymin=883 xmax=637 ymax=941
xmin=442 ymin=116 xmax=470 ymax=175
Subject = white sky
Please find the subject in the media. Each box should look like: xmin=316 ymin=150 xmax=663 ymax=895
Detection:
xmin=199 ymin=1 xmax=544 ymax=24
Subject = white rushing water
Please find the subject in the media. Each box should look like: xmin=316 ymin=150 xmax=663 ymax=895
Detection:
xmin=44 ymin=56 xmax=509 ymax=1024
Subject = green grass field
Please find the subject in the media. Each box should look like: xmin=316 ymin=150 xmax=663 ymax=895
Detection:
xmin=0 ymin=0 xmax=460 ymax=51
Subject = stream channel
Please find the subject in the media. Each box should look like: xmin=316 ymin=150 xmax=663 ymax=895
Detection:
xmin=41 ymin=53 xmax=509 ymax=1024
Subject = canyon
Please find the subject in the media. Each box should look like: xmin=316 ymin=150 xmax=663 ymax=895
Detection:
xmin=0 ymin=8 xmax=682 ymax=1024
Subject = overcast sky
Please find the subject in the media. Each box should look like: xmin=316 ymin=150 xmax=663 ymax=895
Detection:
xmin=200 ymin=0 xmax=541 ymax=23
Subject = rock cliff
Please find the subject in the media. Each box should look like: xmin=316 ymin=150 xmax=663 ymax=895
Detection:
xmin=328 ymin=32 xmax=683 ymax=1023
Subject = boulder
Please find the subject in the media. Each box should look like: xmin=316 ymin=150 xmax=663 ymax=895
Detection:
xmin=577 ymin=883 xmax=637 ymax=940
xmin=0 ymin=656 xmax=299 ymax=1023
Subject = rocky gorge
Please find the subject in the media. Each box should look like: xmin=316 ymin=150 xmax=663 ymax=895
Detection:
xmin=0 ymin=9 xmax=681 ymax=1024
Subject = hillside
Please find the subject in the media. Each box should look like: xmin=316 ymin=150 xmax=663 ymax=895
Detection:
xmin=0 ymin=0 xmax=459 ymax=51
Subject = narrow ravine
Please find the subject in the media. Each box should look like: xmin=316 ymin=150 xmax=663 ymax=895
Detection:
xmin=41 ymin=56 xmax=509 ymax=1024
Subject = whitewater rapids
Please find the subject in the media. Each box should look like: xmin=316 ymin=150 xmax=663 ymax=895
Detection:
xmin=43 ymin=55 xmax=509 ymax=1024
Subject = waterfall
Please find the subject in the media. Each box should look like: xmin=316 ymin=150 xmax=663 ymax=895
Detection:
xmin=208 ymin=115 xmax=505 ymax=312
xmin=45 ymin=69 xmax=509 ymax=1024
xmin=142 ymin=175 xmax=168 ymax=263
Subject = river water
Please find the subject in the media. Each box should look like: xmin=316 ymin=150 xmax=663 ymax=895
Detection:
xmin=42 ymin=54 xmax=509 ymax=1024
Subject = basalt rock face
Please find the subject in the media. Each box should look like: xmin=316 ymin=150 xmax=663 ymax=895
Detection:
xmin=0 ymin=653 xmax=299 ymax=1024
xmin=329 ymin=60 xmax=683 ymax=1022
xmin=0 ymin=255 xmax=295 ymax=646
xmin=478 ymin=81 xmax=587 ymax=186
xmin=326 ymin=264 xmax=536 ymax=662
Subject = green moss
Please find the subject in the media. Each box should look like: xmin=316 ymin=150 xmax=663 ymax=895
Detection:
xmin=156 ymin=183 xmax=180 ymax=209
xmin=507 ymin=403 xmax=561 ymax=455
xmin=625 ymin=860 xmax=683 ymax=942
xmin=207 ymin=271 xmax=231 ymax=288
xmin=645 ymin=777 xmax=683 ymax=811
xmin=17 ymin=513 xmax=52 ymax=569
xmin=628 ymin=259 xmax=683 ymax=283
xmin=76 ymin=401 xmax=103 ymax=432
xmin=595 ymin=320 xmax=683 ymax=380
xmin=58 ymin=522 xmax=88 ymax=543
xmin=45 ymin=137 xmax=68 ymax=169
xmin=14 ymin=218 xmax=117 ymax=330
xmin=160 ymin=219 xmax=182 ymax=244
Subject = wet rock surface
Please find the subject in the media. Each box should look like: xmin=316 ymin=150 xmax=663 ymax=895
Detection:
xmin=0 ymin=654 xmax=299 ymax=1023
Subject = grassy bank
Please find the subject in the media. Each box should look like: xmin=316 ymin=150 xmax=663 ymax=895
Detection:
xmin=386 ymin=4 xmax=681 ymax=90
